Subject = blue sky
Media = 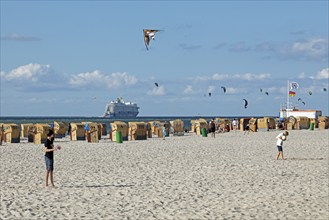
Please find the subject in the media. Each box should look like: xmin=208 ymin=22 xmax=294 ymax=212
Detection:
xmin=1 ymin=1 xmax=328 ymax=117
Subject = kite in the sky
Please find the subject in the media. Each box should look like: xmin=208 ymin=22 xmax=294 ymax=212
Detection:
xmin=221 ymin=86 xmax=226 ymax=93
xmin=154 ymin=83 xmax=159 ymax=87
xmin=324 ymin=88 xmax=327 ymax=92
xmin=143 ymin=29 xmax=160 ymax=50
xmin=309 ymin=91 xmax=313 ymax=95
xmin=298 ymin=98 xmax=302 ymax=102
xmin=260 ymin=88 xmax=263 ymax=92
xmin=209 ymin=92 xmax=212 ymax=97
xmin=302 ymin=101 xmax=306 ymax=106
xmin=265 ymin=92 xmax=269 ymax=96
xmin=243 ymin=99 xmax=248 ymax=109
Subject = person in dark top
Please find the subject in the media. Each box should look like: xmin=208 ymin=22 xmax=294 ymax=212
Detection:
xmin=210 ymin=119 xmax=216 ymax=138
xmin=44 ymin=130 xmax=60 ymax=187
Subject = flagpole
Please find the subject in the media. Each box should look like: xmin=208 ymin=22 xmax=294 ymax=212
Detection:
xmin=287 ymin=80 xmax=289 ymax=109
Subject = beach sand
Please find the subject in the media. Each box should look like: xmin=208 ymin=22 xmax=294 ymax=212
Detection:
xmin=1 ymin=130 xmax=328 ymax=219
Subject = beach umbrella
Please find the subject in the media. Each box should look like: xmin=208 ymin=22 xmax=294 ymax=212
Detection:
xmin=221 ymin=86 xmax=226 ymax=93
xmin=243 ymin=99 xmax=248 ymax=108
xmin=143 ymin=29 xmax=160 ymax=50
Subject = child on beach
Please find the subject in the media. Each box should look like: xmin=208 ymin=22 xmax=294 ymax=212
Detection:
xmin=276 ymin=131 xmax=289 ymax=160
xmin=44 ymin=130 xmax=61 ymax=187
xmin=162 ymin=125 xmax=167 ymax=140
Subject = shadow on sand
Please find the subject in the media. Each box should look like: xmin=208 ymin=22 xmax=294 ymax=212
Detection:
xmin=65 ymin=184 xmax=135 ymax=188
xmin=288 ymin=158 xmax=324 ymax=161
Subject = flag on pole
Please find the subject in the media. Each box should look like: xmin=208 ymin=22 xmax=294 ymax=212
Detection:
xmin=290 ymin=82 xmax=299 ymax=90
xmin=289 ymin=91 xmax=296 ymax=97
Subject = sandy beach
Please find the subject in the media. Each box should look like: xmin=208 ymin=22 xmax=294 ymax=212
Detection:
xmin=0 ymin=129 xmax=328 ymax=219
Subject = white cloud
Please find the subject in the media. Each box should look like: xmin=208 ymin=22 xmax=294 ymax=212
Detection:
xmin=315 ymin=68 xmax=329 ymax=79
xmin=147 ymin=85 xmax=165 ymax=96
xmin=225 ymin=87 xmax=241 ymax=94
xmin=212 ymin=73 xmax=229 ymax=80
xmin=183 ymin=85 xmax=194 ymax=94
xmin=1 ymin=63 xmax=51 ymax=82
xmin=279 ymin=38 xmax=328 ymax=61
xmin=211 ymin=73 xmax=271 ymax=81
xmin=240 ymin=73 xmax=271 ymax=81
xmin=1 ymin=33 xmax=40 ymax=41
xmin=69 ymin=70 xmax=138 ymax=89
xmin=190 ymin=75 xmax=210 ymax=83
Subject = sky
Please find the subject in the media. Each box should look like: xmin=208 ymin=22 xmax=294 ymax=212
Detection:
xmin=1 ymin=0 xmax=328 ymax=117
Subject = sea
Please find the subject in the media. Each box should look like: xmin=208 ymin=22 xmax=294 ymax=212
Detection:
xmin=0 ymin=115 xmax=275 ymax=131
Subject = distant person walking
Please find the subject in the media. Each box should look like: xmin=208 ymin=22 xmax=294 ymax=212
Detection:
xmin=232 ymin=119 xmax=238 ymax=132
xmin=44 ymin=130 xmax=61 ymax=187
xmin=276 ymin=131 xmax=289 ymax=160
xmin=210 ymin=119 xmax=216 ymax=138
xmin=162 ymin=125 xmax=167 ymax=140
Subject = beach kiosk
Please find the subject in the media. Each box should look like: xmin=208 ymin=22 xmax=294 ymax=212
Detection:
xmin=195 ymin=119 xmax=208 ymax=135
xmin=249 ymin=118 xmax=257 ymax=132
xmin=285 ymin=116 xmax=297 ymax=130
xmin=157 ymin=122 xmax=171 ymax=138
xmin=111 ymin=121 xmax=128 ymax=142
xmin=97 ymin=123 xmax=103 ymax=140
xmin=29 ymin=124 xmax=52 ymax=144
xmin=149 ymin=121 xmax=161 ymax=135
xmin=101 ymin=123 xmax=107 ymax=136
xmin=70 ymin=123 xmax=86 ymax=141
xmin=129 ymin=122 xmax=147 ymax=140
xmin=215 ymin=118 xmax=231 ymax=132
xmin=146 ymin=122 xmax=153 ymax=138
xmin=257 ymin=117 xmax=276 ymax=131
xmin=318 ymin=116 xmax=329 ymax=129
xmin=3 ymin=124 xmax=20 ymax=143
xmin=83 ymin=122 xmax=99 ymax=143
xmin=239 ymin=118 xmax=250 ymax=131
xmin=295 ymin=116 xmax=310 ymax=130
xmin=54 ymin=121 xmax=68 ymax=138
xmin=21 ymin=123 xmax=33 ymax=139
xmin=170 ymin=119 xmax=184 ymax=136
xmin=0 ymin=124 xmax=4 ymax=145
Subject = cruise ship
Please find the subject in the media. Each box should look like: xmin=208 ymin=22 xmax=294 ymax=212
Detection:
xmin=102 ymin=97 xmax=139 ymax=118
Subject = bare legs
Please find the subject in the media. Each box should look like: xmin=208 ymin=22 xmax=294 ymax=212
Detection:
xmin=276 ymin=151 xmax=286 ymax=160
xmin=45 ymin=170 xmax=55 ymax=187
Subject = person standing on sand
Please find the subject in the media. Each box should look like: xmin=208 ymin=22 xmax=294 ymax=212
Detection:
xmin=44 ymin=130 xmax=61 ymax=187
xmin=276 ymin=131 xmax=289 ymax=160
xmin=210 ymin=119 xmax=216 ymax=138
xmin=162 ymin=124 xmax=167 ymax=140
xmin=232 ymin=119 xmax=238 ymax=132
